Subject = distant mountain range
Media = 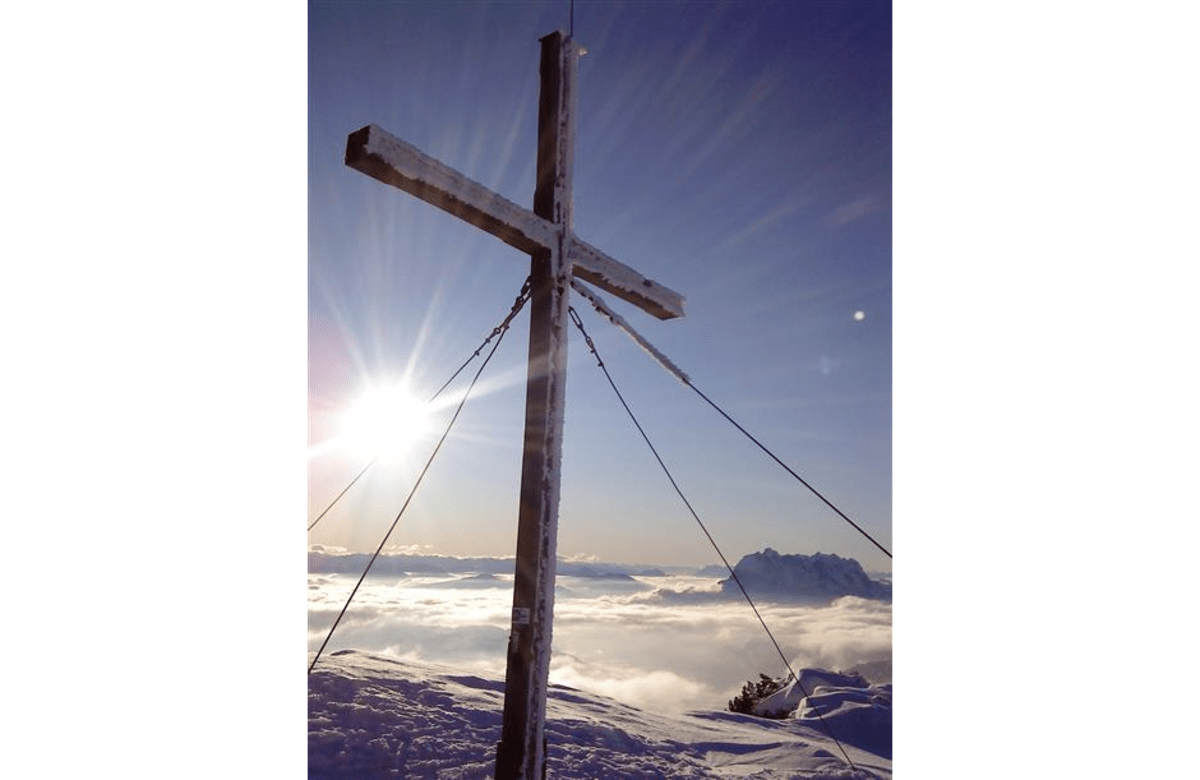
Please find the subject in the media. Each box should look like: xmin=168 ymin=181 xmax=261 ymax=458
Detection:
xmin=307 ymin=551 xmax=665 ymax=579
xmin=308 ymin=548 xmax=891 ymax=603
xmin=720 ymin=548 xmax=891 ymax=602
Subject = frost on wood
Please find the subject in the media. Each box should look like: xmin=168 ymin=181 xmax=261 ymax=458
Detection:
xmin=551 ymin=34 xmax=578 ymax=233
xmin=498 ymin=31 xmax=575 ymax=778
xmin=344 ymin=124 xmax=685 ymax=321
xmin=347 ymin=124 xmax=555 ymax=255
xmin=568 ymin=239 xmax=685 ymax=320
xmin=571 ymin=280 xmax=691 ymax=385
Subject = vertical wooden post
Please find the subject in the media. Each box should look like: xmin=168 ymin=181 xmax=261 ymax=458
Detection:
xmin=495 ymin=31 xmax=575 ymax=780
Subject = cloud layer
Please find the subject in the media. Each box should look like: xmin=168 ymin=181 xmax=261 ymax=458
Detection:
xmin=308 ymin=568 xmax=891 ymax=713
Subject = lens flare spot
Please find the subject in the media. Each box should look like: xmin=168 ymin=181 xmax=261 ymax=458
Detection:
xmin=339 ymin=383 xmax=434 ymax=459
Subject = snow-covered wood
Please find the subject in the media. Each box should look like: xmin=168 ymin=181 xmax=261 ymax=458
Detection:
xmin=345 ymin=124 xmax=684 ymax=320
xmin=571 ymin=280 xmax=691 ymax=384
xmin=346 ymin=124 xmax=556 ymax=255
xmin=495 ymin=31 xmax=574 ymax=780
xmin=568 ymin=238 xmax=685 ymax=320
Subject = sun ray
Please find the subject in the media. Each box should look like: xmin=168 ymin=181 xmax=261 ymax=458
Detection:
xmin=336 ymin=380 xmax=439 ymax=461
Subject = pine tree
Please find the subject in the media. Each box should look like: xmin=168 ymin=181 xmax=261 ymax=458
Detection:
xmin=727 ymin=673 xmax=784 ymax=715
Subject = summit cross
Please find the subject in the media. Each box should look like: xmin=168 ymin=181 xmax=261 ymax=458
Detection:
xmin=343 ymin=31 xmax=685 ymax=780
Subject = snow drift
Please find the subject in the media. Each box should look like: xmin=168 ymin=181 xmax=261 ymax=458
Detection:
xmin=309 ymin=650 xmax=891 ymax=779
xmin=751 ymin=670 xmax=892 ymax=759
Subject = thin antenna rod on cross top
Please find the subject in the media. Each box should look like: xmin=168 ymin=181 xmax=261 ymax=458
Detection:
xmin=570 ymin=0 xmax=574 ymax=37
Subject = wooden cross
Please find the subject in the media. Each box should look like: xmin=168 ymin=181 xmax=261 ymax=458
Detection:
xmin=344 ymin=31 xmax=685 ymax=780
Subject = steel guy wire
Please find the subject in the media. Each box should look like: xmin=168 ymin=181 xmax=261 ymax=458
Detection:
xmin=307 ymin=279 xmax=531 ymax=533
xmin=309 ymin=287 xmax=528 ymax=672
xmin=567 ymin=305 xmax=857 ymax=769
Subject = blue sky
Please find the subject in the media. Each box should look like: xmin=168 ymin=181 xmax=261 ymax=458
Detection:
xmin=308 ymin=0 xmax=893 ymax=570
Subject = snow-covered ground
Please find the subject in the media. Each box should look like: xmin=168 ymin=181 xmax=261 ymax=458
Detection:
xmin=308 ymin=550 xmax=892 ymax=776
xmin=309 ymin=649 xmax=891 ymax=779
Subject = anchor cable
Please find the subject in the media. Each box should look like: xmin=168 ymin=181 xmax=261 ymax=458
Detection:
xmin=309 ymin=286 xmax=529 ymax=673
xmin=307 ymin=280 xmax=532 ymax=533
xmin=567 ymin=306 xmax=857 ymax=768
xmin=685 ymin=381 xmax=892 ymax=560
xmin=307 ymin=458 xmax=376 ymax=533
xmin=569 ymin=283 xmax=890 ymax=559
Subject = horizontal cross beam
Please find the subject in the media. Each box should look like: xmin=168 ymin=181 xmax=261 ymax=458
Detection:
xmin=345 ymin=124 xmax=685 ymax=320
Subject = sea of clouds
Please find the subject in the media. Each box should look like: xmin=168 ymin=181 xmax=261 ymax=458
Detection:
xmin=308 ymin=555 xmax=891 ymax=713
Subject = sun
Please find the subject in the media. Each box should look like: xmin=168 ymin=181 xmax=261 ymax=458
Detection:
xmin=337 ymin=382 xmax=437 ymax=460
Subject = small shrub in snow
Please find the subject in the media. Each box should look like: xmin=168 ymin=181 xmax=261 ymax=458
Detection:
xmin=727 ymin=673 xmax=789 ymax=719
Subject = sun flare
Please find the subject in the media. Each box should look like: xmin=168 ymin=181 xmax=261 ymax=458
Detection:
xmin=338 ymin=382 xmax=436 ymax=460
